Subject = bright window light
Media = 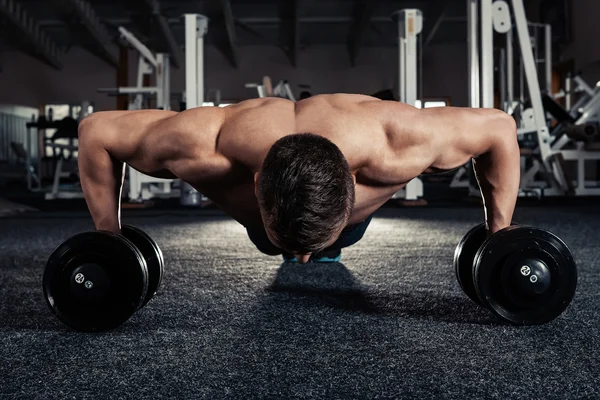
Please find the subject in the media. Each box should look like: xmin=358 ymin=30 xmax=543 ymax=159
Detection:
xmin=202 ymin=102 xmax=234 ymax=107
xmin=423 ymin=101 xmax=447 ymax=108
xmin=413 ymin=100 xmax=448 ymax=109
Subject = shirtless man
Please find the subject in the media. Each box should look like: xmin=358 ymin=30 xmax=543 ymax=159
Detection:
xmin=78 ymin=94 xmax=520 ymax=264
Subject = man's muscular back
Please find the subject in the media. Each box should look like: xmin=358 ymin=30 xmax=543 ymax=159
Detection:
xmin=78 ymin=93 xmax=517 ymax=231
xmin=78 ymin=95 xmax=397 ymax=228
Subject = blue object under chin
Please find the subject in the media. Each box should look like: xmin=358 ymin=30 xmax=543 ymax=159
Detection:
xmin=281 ymin=253 xmax=342 ymax=263
xmin=311 ymin=254 xmax=342 ymax=263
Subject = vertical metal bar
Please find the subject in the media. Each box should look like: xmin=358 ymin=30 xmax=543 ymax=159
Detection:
xmin=164 ymin=54 xmax=170 ymax=110
xmin=511 ymin=0 xmax=552 ymax=159
xmin=545 ymin=24 xmax=552 ymax=94
xmin=506 ymin=27 xmax=514 ymax=112
xmin=181 ymin=14 xmax=208 ymax=206
xmin=499 ymin=48 xmax=507 ymax=111
xmin=418 ymin=24 xmax=423 ymax=104
xmin=481 ymin=0 xmax=494 ymax=108
xmin=52 ymin=158 xmax=62 ymax=196
xmin=533 ymin=25 xmax=539 ymax=85
xmin=519 ymin=49 xmax=524 ymax=104
xmin=398 ymin=15 xmax=406 ymax=103
xmin=156 ymin=54 xmax=164 ymax=109
xmin=197 ymin=22 xmax=204 ymax=106
xmin=184 ymin=14 xmax=198 ymax=109
xmin=133 ymin=55 xmax=146 ymax=109
xmin=397 ymin=9 xmax=421 ymax=106
xmin=406 ymin=10 xmax=419 ymax=106
xmin=467 ymin=0 xmax=480 ymax=108
xmin=565 ymin=74 xmax=572 ymax=111
xmin=184 ymin=14 xmax=208 ymax=108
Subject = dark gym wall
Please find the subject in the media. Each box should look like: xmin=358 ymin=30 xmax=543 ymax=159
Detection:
xmin=0 ymin=42 xmax=468 ymax=111
xmin=1 ymin=1 xmax=599 ymax=112
xmin=564 ymin=0 xmax=600 ymax=81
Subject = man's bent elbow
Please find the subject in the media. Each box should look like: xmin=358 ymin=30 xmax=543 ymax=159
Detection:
xmin=78 ymin=114 xmax=101 ymax=140
xmin=78 ymin=114 xmax=114 ymax=152
xmin=494 ymin=111 xmax=518 ymax=144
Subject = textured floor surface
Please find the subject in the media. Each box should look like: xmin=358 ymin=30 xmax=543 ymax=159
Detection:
xmin=0 ymin=206 xmax=599 ymax=399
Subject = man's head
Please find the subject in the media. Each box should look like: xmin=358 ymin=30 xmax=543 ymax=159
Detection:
xmin=255 ymin=133 xmax=356 ymax=259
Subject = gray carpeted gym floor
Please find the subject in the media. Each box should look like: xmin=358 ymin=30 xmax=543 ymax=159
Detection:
xmin=1 ymin=206 xmax=599 ymax=399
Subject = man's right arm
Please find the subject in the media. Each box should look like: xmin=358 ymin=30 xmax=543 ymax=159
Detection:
xmin=77 ymin=115 xmax=125 ymax=233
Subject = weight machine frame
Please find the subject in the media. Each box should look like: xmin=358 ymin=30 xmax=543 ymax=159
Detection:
xmin=180 ymin=14 xmax=211 ymax=206
xmin=99 ymin=26 xmax=171 ymax=111
xmin=453 ymin=0 xmax=600 ymax=197
xmin=392 ymin=9 xmax=424 ymax=202
xmin=98 ymin=26 xmax=176 ymax=202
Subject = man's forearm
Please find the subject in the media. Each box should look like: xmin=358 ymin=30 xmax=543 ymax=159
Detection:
xmin=78 ymin=132 xmax=125 ymax=233
xmin=473 ymin=134 xmax=520 ymax=234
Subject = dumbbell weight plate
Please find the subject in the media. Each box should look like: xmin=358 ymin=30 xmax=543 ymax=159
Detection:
xmin=121 ymin=225 xmax=164 ymax=307
xmin=43 ymin=231 xmax=149 ymax=332
xmin=473 ymin=226 xmax=577 ymax=325
xmin=453 ymin=223 xmax=487 ymax=304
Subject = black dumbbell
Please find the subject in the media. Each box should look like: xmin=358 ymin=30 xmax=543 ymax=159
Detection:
xmin=121 ymin=225 xmax=164 ymax=308
xmin=454 ymin=223 xmax=577 ymax=325
xmin=43 ymin=225 xmax=164 ymax=332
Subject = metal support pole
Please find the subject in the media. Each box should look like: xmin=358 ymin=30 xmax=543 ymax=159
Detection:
xmin=467 ymin=0 xmax=480 ymax=108
xmin=506 ymin=27 xmax=514 ymax=112
xmin=419 ymin=29 xmax=423 ymax=104
xmin=156 ymin=53 xmax=171 ymax=110
xmin=511 ymin=0 xmax=552 ymax=159
xmin=499 ymin=48 xmax=507 ymax=111
xmin=533 ymin=25 xmax=539 ymax=85
xmin=519 ymin=49 xmax=525 ymax=105
xmin=118 ymin=26 xmax=158 ymax=67
xmin=397 ymin=13 xmax=406 ymax=104
xmin=197 ymin=20 xmax=205 ymax=106
xmin=156 ymin=54 xmax=164 ymax=109
xmin=481 ymin=0 xmax=494 ymax=108
xmin=163 ymin=54 xmax=170 ymax=110
xmin=394 ymin=9 xmax=424 ymax=201
xmin=184 ymin=14 xmax=197 ymax=109
xmin=184 ymin=14 xmax=208 ymax=109
xmin=565 ymin=74 xmax=572 ymax=111
xmin=182 ymin=14 xmax=209 ymax=206
xmin=544 ymin=24 xmax=552 ymax=94
xmin=396 ymin=9 xmax=422 ymax=106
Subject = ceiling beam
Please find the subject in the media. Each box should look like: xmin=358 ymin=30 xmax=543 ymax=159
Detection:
xmin=0 ymin=0 xmax=62 ymax=69
xmin=347 ymin=0 xmax=377 ymax=67
xmin=52 ymin=0 xmax=118 ymax=67
xmin=217 ymin=0 xmax=240 ymax=68
xmin=130 ymin=0 xmax=181 ymax=68
xmin=279 ymin=0 xmax=300 ymax=67
xmin=202 ymin=0 xmax=239 ymax=68
xmin=424 ymin=6 xmax=448 ymax=46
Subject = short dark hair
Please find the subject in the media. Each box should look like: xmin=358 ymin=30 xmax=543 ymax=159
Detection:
xmin=257 ymin=133 xmax=355 ymax=254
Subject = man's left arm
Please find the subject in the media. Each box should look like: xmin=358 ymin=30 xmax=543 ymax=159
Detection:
xmin=421 ymin=107 xmax=520 ymax=234
xmin=471 ymin=121 xmax=520 ymax=234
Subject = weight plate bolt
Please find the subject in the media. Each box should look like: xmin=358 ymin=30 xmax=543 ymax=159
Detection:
xmin=75 ymin=273 xmax=85 ymax=284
